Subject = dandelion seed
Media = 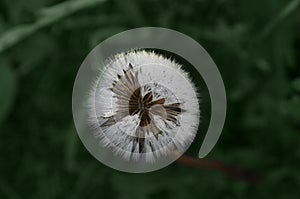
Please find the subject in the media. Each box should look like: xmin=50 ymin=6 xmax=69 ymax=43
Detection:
xmin=87 ymin=50 xmax=200 ymax=163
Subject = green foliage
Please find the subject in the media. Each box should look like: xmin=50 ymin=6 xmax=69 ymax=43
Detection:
xmin=0 ymin=64 xmax=17 ymax=126
xmin=292 ymin=78 xmax=300 ymax=92
xmin=0 ymin=0 xmax=299 ymax=198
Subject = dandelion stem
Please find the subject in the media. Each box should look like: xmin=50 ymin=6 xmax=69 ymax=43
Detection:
xmin=177 ymin=154 xmax=262 ymax=184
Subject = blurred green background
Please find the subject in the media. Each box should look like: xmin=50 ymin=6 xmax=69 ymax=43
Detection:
xmin=0 ymin=0 xmax=300 ymax=198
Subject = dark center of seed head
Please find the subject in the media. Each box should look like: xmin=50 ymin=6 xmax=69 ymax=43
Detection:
xmin=129 ymin=88 xmax=164 ymax=127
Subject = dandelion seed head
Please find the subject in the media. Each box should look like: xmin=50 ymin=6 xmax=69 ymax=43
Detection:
xmin=87 ymin=50 xmax=200 ymax=163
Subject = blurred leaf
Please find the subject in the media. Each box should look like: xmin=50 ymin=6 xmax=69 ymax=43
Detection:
xmin=0 ymin=24 xmax=40 ymax=53
xmin=0 ymin=65 xmax=17 ymax=127
xmin=261 ymin=0 xmax=300 ymax=37
xmin=286 ymin=96 xmax=300 ymax=123
xmin=61 ymin=15 xmax=125 ymax=30
xmin=0 ymin=0 xmax=107 ymax=53
xmin=114 ymin=0 xmax=145 ymax=25
xmin=9 ymin=33 xmax=56 ymax=76
xmin=292 ymin=77 xmax=300 ymax=92
xmin=69 ymin=163 xmax=105 ymax=199
xmin=0 ymin=179 xmax=22 ymax=199
xmin=64 ymin=125 xmax=79 ymax=172
xmin=89 ymin=26 xmax=126 ymax=47
xmin=255 ymin=58 xmax=271 ymax=74
xmin=201 ymin=21 xmax=248 ymax=44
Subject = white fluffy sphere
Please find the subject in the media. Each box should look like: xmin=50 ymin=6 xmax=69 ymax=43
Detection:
xmin=87 ymin=50 xmax=200 ymax=163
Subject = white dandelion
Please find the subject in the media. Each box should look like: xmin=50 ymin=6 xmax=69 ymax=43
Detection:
xmin=87 ymin=50 xmax=200 ymax=163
